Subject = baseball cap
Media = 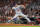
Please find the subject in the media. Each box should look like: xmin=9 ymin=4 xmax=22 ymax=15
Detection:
xmin=14 ymin=3 xmax=17 ymax=6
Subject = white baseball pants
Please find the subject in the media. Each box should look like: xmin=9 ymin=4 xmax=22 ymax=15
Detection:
xmin=9 ymin=13 xmax=31 ymax=22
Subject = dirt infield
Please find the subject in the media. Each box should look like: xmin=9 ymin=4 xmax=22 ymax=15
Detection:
xmin=0 ymin=23 xmax=40 ymax=26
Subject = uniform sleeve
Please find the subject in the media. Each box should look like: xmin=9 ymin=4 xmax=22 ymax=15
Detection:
xmin=18 ymin=5 xmax=24 ymax=9
xmin=18 ymin=5 xmax=21 ymax=7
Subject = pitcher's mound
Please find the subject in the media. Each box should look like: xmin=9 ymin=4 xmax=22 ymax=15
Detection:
xmin=0 ymin=23 xmax=40 ymax=26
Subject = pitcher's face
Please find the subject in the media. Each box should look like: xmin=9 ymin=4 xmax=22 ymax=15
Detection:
xmin=15 ymin=4 xmax=18 ymax=7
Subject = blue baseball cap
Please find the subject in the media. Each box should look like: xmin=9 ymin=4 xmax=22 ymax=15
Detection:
xmin=14 ymin=3 xmax=17 ymax=6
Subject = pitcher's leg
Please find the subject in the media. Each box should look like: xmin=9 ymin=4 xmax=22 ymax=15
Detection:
xmin=20 ymin=13 xmax=31 ymax=22
xmin=9 ymin=14 xmax=19 ymax=22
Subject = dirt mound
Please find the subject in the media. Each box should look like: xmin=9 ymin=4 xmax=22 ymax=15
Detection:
xmin=0 ymin=23 xmax=40 ymax=26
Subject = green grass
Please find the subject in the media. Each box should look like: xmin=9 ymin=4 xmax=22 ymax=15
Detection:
xmin=0 ymin=26 xmax=40 ymax=27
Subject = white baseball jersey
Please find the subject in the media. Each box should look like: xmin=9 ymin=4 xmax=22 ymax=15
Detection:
xmin=12 ymin=5 xmax=22 ymax=14
xmin=9 ymin=5 xmax=31 ymax=22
